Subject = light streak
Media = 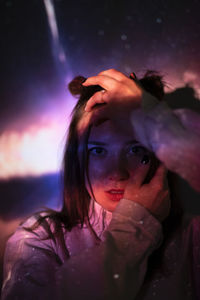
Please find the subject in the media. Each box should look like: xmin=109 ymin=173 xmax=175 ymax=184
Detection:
xmin=43 ymin=0 xmax=67 ymax=64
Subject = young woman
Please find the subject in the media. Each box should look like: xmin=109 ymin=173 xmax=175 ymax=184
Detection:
xmin=1 ymin=69 xmax=200 ymax=300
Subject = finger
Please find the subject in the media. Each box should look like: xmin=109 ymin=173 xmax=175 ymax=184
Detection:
xmin=97 ymin=70 xmax=140 ymax=94
xmin=124 ymin=164 xmax=150 ymax=199
xmin=149 ymin=164 xmax=167 ymax=187
xmin=82 ymin=75 xmax=118 ymax=91
xmin=129 ymin=164 xmax=151 ymax=187
xmin=98 ymin=69 xmax=129 ymax=82
xmin=85 ymin=90 xmax=107 ymax=112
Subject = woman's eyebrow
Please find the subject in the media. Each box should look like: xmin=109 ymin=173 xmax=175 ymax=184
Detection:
xmin=126 ymin=140 xmax=139 ymax=145
xmin=88 ymin=140 xmax=139 ymax=145
xmin=88 ymin=141 xmax=107 ymax=145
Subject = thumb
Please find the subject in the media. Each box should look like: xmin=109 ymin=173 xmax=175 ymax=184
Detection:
xmin=124 ymin=164 xmax=150 ymax=199
xmin=132 ymin=163 xmax=152 ymax=187
xmin=149 ymin=163 xmax=167 ymax=188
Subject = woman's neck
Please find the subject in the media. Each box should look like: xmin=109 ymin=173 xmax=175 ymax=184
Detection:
xmin=88 ymin=199 xmax=113 ymax=238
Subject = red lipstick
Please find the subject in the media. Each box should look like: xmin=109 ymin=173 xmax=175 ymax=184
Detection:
xmin=105 ymin=189 xmax=124 ymax=201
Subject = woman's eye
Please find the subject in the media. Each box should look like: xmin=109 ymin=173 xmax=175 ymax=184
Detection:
xmin=88 ymin=147 xmax=106 ymax=156
xmin=128 ymin=145 xmax=145 ymax=155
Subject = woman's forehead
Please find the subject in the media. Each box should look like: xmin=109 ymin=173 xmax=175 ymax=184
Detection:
xmin=89 ymin=118 xmax=135 ymax=141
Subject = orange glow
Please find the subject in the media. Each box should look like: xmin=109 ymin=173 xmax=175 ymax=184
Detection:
xmin=0 ymin=120 xmax=66 ymax=178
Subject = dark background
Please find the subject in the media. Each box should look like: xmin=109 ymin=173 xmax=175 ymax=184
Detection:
xmin=0 ymin=0 xmax=200 ymax=290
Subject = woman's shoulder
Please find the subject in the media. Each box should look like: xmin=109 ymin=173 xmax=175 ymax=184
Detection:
xmin=3 ymin=211 xmax=72 ymax=269
xmin=6 ymin=211 xmax=62 ymax=253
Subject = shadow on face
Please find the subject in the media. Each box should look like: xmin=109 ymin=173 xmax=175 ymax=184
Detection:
xmin=85 ymin=118 xmax=153 ymax=212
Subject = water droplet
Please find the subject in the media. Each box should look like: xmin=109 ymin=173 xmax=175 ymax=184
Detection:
xmin=156 ymin=17 xmax=162 ymax=23
xmin=126 ymin=16 xmax=132 ymax=21
xmin=113 ymin=273 xmax=120 ymax=279
xmin=125 ymin=242 xmax=129 ymax=248
xmin=69 ymin=35 xmax=75 ymax=41
xmin=121 ymin=34 xmax=127 ymax=41
xmin=98 ymin=30 xmax=104 ymax=36
xmin=105 ymin=18 xmax=110 ymax=24
xmin=6 ymin=1 xmax=12 ymax=7
xmin=139 ymin=220 xmax=144 ymax=225
xmin=125 ymin=44 xmax=131 ymax=49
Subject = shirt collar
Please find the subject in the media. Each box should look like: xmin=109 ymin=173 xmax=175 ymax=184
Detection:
xmin=88 ymin=199 xmax=113 ymax=238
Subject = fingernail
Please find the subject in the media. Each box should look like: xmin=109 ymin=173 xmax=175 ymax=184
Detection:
xmin=85 ymin=106 xmax=90 ymax=112
xmin=130 ymin=72 xmax=137 ymax=80
xmin=82 ymin=79 xmax=88 ymax=85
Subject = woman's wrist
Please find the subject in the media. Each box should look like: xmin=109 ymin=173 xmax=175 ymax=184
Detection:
xmin=141 ymin=90 xmax=160 ymax=111
xmin=112 ymin=198 xmax=163 ymax=248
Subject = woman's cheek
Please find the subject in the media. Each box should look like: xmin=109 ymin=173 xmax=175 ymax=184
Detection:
xmin=88 ymin=158 xmax=107 ymax=183
xmin=127 ymin=158 xmax=151 ymax=178
xmin=86 ymin=160 xmax=105 ymax=198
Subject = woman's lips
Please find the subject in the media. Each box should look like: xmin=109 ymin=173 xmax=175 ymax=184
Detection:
xmin=105 ymin=189 xmax=124 ymax=201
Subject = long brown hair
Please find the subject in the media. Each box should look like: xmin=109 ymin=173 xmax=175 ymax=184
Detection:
xmin=62 ymin=70 xmax=166 ymax=229
xmin=25 ymin=70 xmax=182 ymax=246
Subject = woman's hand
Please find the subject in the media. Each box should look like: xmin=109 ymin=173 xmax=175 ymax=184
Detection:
xmin=124 ymin=164 xmax=170 ymax=222
xmin=83 ymin=69 xmax=142 ymax=112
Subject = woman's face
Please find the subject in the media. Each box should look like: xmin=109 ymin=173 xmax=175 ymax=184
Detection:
xmin=86 ymin=118 xmax=151 ymax=212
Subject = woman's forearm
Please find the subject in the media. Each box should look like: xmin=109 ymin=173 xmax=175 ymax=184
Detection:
xmin=131 ymin=91 xmax=200 ymax=193
xmin=56 ymin=199 xmax=162 ymax=300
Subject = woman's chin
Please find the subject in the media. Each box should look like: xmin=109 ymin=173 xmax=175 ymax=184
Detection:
xmin=98 ymin=198 xmax=122 ymax=212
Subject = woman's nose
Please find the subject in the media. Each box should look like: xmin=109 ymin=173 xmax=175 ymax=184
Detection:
xmin=107 ymin=157 xmax=129 ymax=181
